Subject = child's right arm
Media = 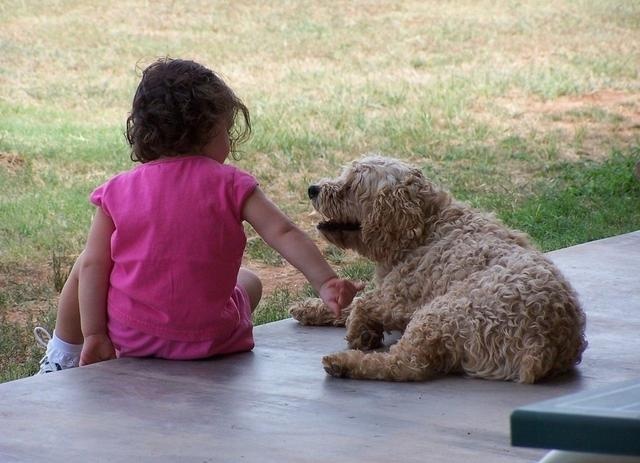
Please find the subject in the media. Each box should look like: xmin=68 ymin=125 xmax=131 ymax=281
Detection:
xmin=243 ymin=187 xmax=364 ymax=315
xmin=78 ymin=208 xmax=116 ymax=366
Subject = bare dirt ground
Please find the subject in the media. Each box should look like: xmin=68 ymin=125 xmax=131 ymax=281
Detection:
xmin=0 ymin=151 xmax=25 ymax=172
xmin=245 ymin=261 xmax=310 ymax=297
xmin=1 ymin=262 xmax=53 ymax=325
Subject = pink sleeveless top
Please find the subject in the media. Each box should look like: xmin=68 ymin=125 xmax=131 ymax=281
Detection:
xmin=90 ymin=156 xmax=257 ymax=343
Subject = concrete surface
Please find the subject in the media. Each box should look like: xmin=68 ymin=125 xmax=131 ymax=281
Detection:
xmin=1 ymin=231 xmax=639 ymax=463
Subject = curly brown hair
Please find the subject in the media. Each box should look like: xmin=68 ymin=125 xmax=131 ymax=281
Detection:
xmin=125 ymin=58 xmax=251 ymax=163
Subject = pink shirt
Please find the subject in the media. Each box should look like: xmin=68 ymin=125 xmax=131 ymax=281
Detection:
xmin=90 ymin=156 xmax=258 ymax=343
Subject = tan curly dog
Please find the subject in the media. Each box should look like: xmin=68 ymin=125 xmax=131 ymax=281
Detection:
xmin=290 ymin=155 xmax=587 ymax=383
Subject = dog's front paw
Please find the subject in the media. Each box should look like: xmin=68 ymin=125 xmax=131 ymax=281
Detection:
xmin=289 ymin=298 xmax=334 ymax=326
xmin=288 ymin=301 xmax=312 ymax=324
xmin=289 ymin=297 xmax=349 ymax=327
xmin=346 ymin=328 xmax=383 ymax=351
xmin=322 ymin=353 xmax=351 ymax=378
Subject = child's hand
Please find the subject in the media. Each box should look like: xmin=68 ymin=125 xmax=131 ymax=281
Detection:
xmin=80 ymin=333 xmax=116 ymax=366
xmin=319 ymin=277 xmax=366 ymax=317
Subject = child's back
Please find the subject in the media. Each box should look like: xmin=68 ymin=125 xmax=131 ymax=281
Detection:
xmin=93 ymin=156 xmax=255 ymax=345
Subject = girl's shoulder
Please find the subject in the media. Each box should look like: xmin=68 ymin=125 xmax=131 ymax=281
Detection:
xmin=96 ymin=156 xmax=256 ymax=190
xmin=92 ymin=167 xmax=132 ymax=191
xmin=187 ymin=157 xmax=257 ymax=184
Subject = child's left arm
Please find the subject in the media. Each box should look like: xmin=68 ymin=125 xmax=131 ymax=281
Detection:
xmin=243 ymin=187 xmax=364 ymax=315
xmin=78 ymin=208 xmax=116 ymax=366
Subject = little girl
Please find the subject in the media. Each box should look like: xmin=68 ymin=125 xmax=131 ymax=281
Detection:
xmin=35 ymin=57 xmax=363 ymax=373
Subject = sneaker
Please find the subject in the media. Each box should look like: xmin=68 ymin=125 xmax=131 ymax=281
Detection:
xmin=36 ymin=354 xmax=65 ymax=374
xmin=33 ymin=327 xmax=79 ymax=375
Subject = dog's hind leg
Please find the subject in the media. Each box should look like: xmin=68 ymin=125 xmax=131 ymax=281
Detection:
xmin=289 ymin=297 xmax=354 ymax=327
xmin=322 ymin=343 xmax=442 ymax=381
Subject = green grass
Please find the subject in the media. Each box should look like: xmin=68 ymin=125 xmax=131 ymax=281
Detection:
xmin=1 ymin=0 xmax=640 ymax=382
xmin=0 ymin=322 xmax=41 ymax=382
xmin=252 ymin=288 xmax=299 ymax=327
xmin=501 ymin=150 xmax=640 ymax=251
xmin=245 ymin=237 xmax=284 ymax=267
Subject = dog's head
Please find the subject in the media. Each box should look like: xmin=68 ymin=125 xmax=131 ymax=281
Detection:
xmin=308 ymin=155 xmax=450 ymax=263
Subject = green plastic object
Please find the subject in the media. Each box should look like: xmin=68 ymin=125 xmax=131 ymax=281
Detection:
xmin=511 ymin=378 xmax=640 ymax=457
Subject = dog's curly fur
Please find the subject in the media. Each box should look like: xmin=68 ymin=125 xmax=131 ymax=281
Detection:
xmin=290 ymin=155 xmax=587 ymax=383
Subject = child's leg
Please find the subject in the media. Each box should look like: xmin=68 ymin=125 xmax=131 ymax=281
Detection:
xmin=34 ymin=253 xmax=84 ymax=374
xmin=54 ymin=253 xmax=84 ymax=344
xmin=237 ymin=267 xmax=262 ymax=312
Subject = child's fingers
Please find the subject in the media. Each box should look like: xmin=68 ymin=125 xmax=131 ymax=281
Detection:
xmin=337 ymin=292 xmax=348 ymax=309
xmin=327 ymin=300 xmax=340 ymax=317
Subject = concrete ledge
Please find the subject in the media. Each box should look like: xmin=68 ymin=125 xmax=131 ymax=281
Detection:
xmin=1 ymin=231 xmax=639 ymax=462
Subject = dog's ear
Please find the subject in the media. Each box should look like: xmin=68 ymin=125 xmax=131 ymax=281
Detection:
xmin=361 ymin=178 xmax=426 ymax=262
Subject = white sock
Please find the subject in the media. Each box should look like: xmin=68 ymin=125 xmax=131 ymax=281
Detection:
xmin=47 ymin=331 xmax=82 ymax=366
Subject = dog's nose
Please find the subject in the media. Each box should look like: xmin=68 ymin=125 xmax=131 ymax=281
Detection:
xmin=308 ymin=185 xmax=320 ymax=199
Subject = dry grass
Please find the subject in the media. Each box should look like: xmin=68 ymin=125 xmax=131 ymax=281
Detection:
xmin=2 ymin=2 xmax=638 ymax=162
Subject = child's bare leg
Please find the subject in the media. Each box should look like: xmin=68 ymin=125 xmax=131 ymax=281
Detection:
xmin=237 ymin=267 xmax=262 ymax=312
xmin=53 ymin=253 xmax=84 ymax=344
xmin=35 ymin=253 xmax=84 ymax=374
